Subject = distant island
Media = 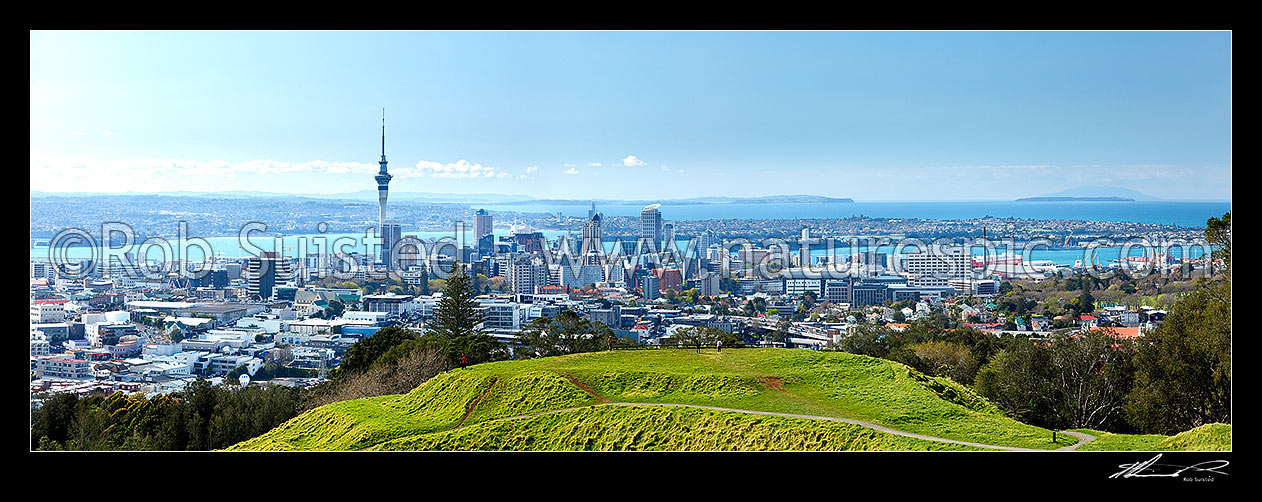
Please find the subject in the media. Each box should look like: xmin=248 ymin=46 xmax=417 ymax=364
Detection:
xmin=1015 ymin=196 xmax=1135 ymax=202
xmin=1025 ymin=186 xmax=1160 ymax=201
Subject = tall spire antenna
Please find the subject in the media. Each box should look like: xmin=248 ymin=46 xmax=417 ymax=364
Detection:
xmin=381 ymin=107 xmax=386 ymax=156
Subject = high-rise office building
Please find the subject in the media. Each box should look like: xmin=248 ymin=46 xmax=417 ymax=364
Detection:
xmin=474 ymin=209 xmax=493 ymax=242
xmin=697 ymin=229 xmax=719 ymax=251
xmin=698 ymin=272 xmax=721 ymax=297
xmin=581 ymin=210 xmax=603 ymax=266
xmin=640 ymin=204 xmax=663 ymax=253
xmin=245 ymin=251 xmax=292 ymax=299
xmin=508 ymin=254 xmax=550 ymax=294
xmin=897 ymin=248 xmax=971 ymax=288
xmin=380 ymin=221 xmax=402 ymax=270
xmin=641 ymin=274 xmax=661 ymax=300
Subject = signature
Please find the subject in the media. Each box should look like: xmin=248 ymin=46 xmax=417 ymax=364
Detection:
xmin=1110 ymin=454 xmax=1229 ymax=479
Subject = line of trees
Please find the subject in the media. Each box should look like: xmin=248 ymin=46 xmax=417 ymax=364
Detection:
xmin=31 ymin=379 xmax=303 ymax=451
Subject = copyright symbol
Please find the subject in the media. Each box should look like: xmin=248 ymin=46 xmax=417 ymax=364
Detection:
xmin=48 ymin=228 xmax=98 ymax=279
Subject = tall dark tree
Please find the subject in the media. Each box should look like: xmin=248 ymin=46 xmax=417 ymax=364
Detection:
xmin=418 ymin=263 xmax=430 ymax=295
xmin=427 ymin=262 xmax=503 ymax=364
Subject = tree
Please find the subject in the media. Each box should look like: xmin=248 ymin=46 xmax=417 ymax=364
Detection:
xmin=333 ymin=326 xmax=420 ymax=377
xmin=674 ymin=325 xmax=742 ymax=348
xmin=974 ymin=338 xmax=1058 ymax=427
xmin=768 ymin=319 xmax=791 ymax=344
xmin=31 ymin=392 xmax=78 ymax=450
xmin=833 ymin=323 xmax=894 ymax=358
xmin=516 ymin=310 xmax=608 ymax=358
xmin=1205 ymin=211 xmax=1231 ymax=274
xmin=1048 ymin=330 xmax=1134 ymax=430
xmin=427 ymin=262 xmax=503 ymax=365
xmin=1125 ymin=285 xmax=1230 ymax=434
xmin=904 ymin=341 xmax=980 ymax=386
xmin=418 ymin=264 xmax=431 ymax=295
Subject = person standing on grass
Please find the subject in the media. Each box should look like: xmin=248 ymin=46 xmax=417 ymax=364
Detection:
xmin=717 ymin=339 xmax=722 ymax=353
xmin=460 ymin=353 xmax=467 ymax=369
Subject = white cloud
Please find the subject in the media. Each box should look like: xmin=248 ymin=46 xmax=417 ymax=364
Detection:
xmin=587 ymin=162 xmax=602 ymax=167
xmin=563 ymin=167 xmax=579 ymax=175
xmin=100 ymin=131 xmax=115 ymax=136
xmin=525 ymin=165 xmax=538 ymax=173
xmin=405 ymin=159 xmax=506 ymax=179
xmin=622 ymin=155 xmax=646 ymax=167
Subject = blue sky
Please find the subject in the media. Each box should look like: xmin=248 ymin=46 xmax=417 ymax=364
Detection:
xmin=30 ymin=31 xmax=1231 ymax=200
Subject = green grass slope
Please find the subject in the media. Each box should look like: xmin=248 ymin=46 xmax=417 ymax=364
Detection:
xmin=231 ymin=349 xmax=1076 ymax=451
xmin=1072 ymin=423 xmax=1231 ymax=451
xmin=372 ymin=405 xmax=985 ymax=451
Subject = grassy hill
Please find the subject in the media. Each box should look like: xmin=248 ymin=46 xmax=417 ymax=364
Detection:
xmin=229 ymin=349 xmax=1225 ymax=451
xmin=1071 ymin=423 xmax=1232 ymax=451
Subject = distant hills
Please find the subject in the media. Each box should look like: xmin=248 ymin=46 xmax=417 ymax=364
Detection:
xmin=1022 ymin=186 xmax=1161 ymax=201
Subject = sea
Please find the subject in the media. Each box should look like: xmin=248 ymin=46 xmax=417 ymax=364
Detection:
xmin=31 ymin=200 xmax=1229 ymax=267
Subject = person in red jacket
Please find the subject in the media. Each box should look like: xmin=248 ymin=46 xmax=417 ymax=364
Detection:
xmin=460 ymin=353 xmax=467 ymax=369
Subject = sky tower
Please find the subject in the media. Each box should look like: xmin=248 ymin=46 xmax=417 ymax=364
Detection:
xmin=376 ymin=108 xmax=392 ymax=226
xmin=375 ymin=109 xmax=397 ymax=268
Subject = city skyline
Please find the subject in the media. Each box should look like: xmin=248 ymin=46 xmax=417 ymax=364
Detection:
xmin=30 ymin=31 xmax=1231 ymax=201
